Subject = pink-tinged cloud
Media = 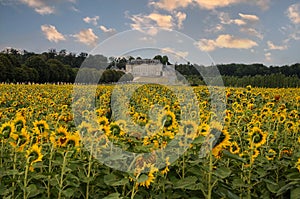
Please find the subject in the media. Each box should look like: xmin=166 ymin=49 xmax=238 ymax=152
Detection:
xmin=41 ymin=24 xmax=66 ymax=43
xmin=73 ymin=28 xmax=98 ymax=46
xmin=83 ymin=16 xmax=99 ymax=26
xmin=20 ymin=0 xmax=55 ymax=15
xmin=267 ymin=41 xmax=288 ymax=50
xmin=196 ymin=34 xmax=258 ymax=51
xmin=287 ymin=3 xmax=300 ymax=24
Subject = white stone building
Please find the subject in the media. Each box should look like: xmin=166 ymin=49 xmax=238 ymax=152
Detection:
xmin=125 ymin=59 xmax=178 ymax=84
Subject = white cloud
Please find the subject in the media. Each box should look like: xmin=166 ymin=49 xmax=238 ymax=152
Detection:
xmin=99 ymin=25 xmax=116 ymax=34
xmin=149 ymin=0 xmax=192 ymax=12
xmin=219 ymin=12 xmax=259 ymax=26
xmin=240 ymin=27 xmax=263 ymax=39
xmin=161 ymin=47 xmax=189 ymax=58
xmin=150 ymin=0 xmax=270 ymax=11
xmin=287 ymin=3 xmax=300 ymax=24
xmin=128 ymin=12 xmax=175 ymax=35
xmin=70 ymin=5 xmax=80 ymax=12
xmin=195 ymin=34 xmax=258 ymax=52
xmin=238 ymin=13 xmax=259 ymax=22
xmin=265 ymin=52 xmax=271 ymax=61
xmin=41 ymin=24 xmax=66 ymax=43
xmin=73 ymin=28 xmax=98 ymax=46
xmin=267 ymin=41 xmax=288 ymax=50
xmin=20 ymin=0 xmax=55 ymax=15
xmin=175 ymin=11 xmax=187 ymax=29
xmin=83 ymin=16 xmax=99 ymax=26
xmin=205 ymin=24 xmax=224 ymax=33
xmin=128 ymin=11 xmax=187 ymax=34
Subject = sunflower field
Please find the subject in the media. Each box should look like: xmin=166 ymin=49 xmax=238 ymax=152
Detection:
xmin=0 ymin=83 xmax=300 ymax=199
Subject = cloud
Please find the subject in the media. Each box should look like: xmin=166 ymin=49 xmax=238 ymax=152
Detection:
xmin=287 ymin=3 xmax=300 ymax=24
xmin=99 ymin=25 xmax=116 ymax=34
xmin=70 ymin=5 xmax=80 ymax=12
xmin=149 ymin=0 xmax=192 ymax=12
xmin=265 ymin=52 xmax=271 ymax=61
xmin=267 ymin=41 xmax=288 ymax=50
xmin=73 ymin=28 xmax=98 ymax=46
xmin=127 ymin=11 xmax=187 ymax=35
xmin=238 ymin=13 xmax=259 ymax=22
xmin=219 ymin=12 xmax=259 ymax=26
xmin=41 ymin=24 xmax=66 ymax=43
xmin=161 ymin=47 xmax=189 ymax=58
xmin=195 ymin=34 xmax=258 ymax=51
xmin=20 ymin=0 xmax=55 ymax=15
xmin=128 ymin=12 xmax=175 ymax=35
xmin=240 ymin=27 xmax=263 ymax=39
xmin=83 ymin=16 xmax=99 ymax=26
xmin=205 ymin=24 xmax=224 ymax=33
xmin=150 ymin=0 xmax=270 ymax=11
xmin=175 ymin=11 xmax=187 ymax=29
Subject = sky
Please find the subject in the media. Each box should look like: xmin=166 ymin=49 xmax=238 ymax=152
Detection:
xmin=0 ymin=0 xmax=300 ymax=66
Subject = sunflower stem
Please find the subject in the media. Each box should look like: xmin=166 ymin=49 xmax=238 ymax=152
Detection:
xmin=47 ymin=144 xmax=54 ymax=198
xmin=23 ymin=156 xmax=30 ymax=199
xmin=58 ymin=151 xmax=69 ymax=199
xmin=12 ymin=148 xmax=17 ymax=199
xmin=86 ymin=141 xmax=94 ymax=199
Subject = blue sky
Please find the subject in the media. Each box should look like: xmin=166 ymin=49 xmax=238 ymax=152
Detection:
xmin=0 ymin=0 xmax=299 ymax=66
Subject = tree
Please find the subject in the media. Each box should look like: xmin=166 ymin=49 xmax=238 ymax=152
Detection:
xmin=25 ymin=56 xmax=50 ymax=83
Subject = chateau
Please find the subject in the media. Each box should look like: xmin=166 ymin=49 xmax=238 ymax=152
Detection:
xmin=125 ymin=59 xmax=177 ymax=84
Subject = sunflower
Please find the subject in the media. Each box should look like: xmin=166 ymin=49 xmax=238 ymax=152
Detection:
xmin=277 ymin=113 xmax=286 ymax=123
xmin=211 ymin=129 xmax=231 ymax=158
xmin=284 ymin=121 xmax=296 ymax=133
xmin=136 ymin=165 xmax=158 ymax=188
xmin=229 ymin=141 xmax=240 ymax=155
xmin=295 ymin=158 xmax=300 ymax=172
xmin=161 ymin=157 xmax=170 ymax=175
xmin=115 ymin=119 xmax=128 ymax=136
xmin=250 ymin=148 xmax=260 ymax=163
xmin=179 ymin=120 xmax=198 ymax=139
xmin=26 ymin=144 xmax=43 ymax=172
xmin=32 ymin=120 xmax=50 ymax=138
xmin=198 ymin=123 xmax=210 ymax=136
xmin=9 ymin=128 xmax=30 ymax=151
xmin=158 ymin=110 xmax=177 ymax=130
xmin=110 ymin=122 xmax=124 ymax=136
xmin=50 ymin=126 xmax=70 ymax=147
xmin=0 ymin=122 xmax=15 ymax=139
xmin=248 ymin=127 xmax=267 ymax=148
xmin=97 ymin=116 xmax=109 ymax=127
xmin=62 ymin=132 xmax=81 ymax=148
xmin=13 ymin=115 xmax=26 ymax=132
xmin=266 ymin=149 xmax=277 ymax=161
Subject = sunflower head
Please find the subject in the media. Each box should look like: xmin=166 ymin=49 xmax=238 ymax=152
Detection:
xmin=26 ymin=144 xmax=43 ymax=172
xmin=158 ymin=110 xmax=177 ymax=129
xmin=14 ymin=115 xmax=26 ymax=132
xmin=33 ymin=120 xmax=49 ymax=134
xmin=0 ymin=122 xmax=15 ymax=139
xmin=248 ymin=127 xmax=267 ymax=148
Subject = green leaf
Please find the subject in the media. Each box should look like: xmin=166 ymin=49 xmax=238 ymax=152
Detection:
xmin=62 ymin=188 xmax=74 ymax=198
xmin=291 ymin=187 xmax=300 ymax=199
xmin=102 ymin=192 xmax=121 ymax=199
xmin=104 ymin=174 xmax=129 ymax=186
xmin=213 ymin=167 xmax=231 ymax=179
xmin=26 ymin=184 xmax=41 ymax=198
xmin=137 ymin=174 xmax=148 ymax=183
xmin=222 ymin=150 xmax=247 ymax=163
xmin=173 ymin=176 xmax=198 ymax=189
xmin=276 ymin=181 xmax=299 ymax=196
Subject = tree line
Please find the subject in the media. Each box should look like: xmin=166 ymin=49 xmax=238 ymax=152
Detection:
xmin=1 ymin=48 xmax=300 ymax=87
